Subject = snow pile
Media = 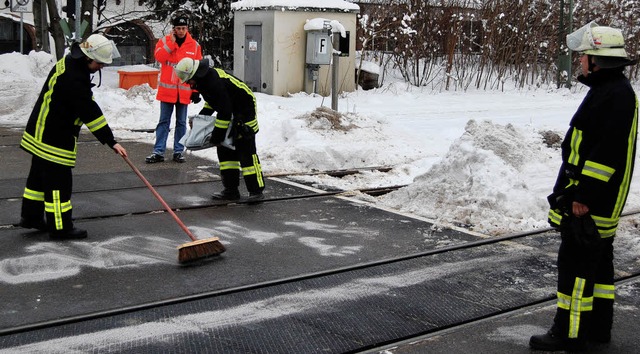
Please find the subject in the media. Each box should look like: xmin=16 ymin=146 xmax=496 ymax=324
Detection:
xmin=380 ymin=120 xmax=555 ymax=235
xmin=2 ymin=50 xmax=640 ymax=238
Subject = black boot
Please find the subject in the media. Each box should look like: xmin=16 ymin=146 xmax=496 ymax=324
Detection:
xmin=246 ymin=192 xmax=265 ymax=202
xmin=18 ymin=217 xmax=47 ymax=231
xmin=530 ymin=330 xmax=586 ymax=352
xmin=212 ymin=189 xmax=241 ymax=201
xmin=49 ymin=228 xmax=88 ymax=240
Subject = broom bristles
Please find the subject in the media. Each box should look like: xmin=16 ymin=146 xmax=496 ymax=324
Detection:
xmin=178 ymin=237 xmax=226 ymax=263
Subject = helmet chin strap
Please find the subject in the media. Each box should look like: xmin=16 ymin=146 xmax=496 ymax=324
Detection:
xmin=87 ymin=58 xmax=103 ymax=87
xmin=96 ymin=69 xmax=102 ymax=87
xmin=587 ymin=55 xmax=597 ymax=73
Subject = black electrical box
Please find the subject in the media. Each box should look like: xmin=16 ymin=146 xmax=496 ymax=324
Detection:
xmin=339 ymin=31 xmax=350 ymax=57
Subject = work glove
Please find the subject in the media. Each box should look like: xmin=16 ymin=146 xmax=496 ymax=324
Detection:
xmin=190 ymin=92 xmax=201 ymax=104
xmin=209 ymin=127 xmax=226 ymax=146
xmin=560 ymin=212 xmax=600 ymax=249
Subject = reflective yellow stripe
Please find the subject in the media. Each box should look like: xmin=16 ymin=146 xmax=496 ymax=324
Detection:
xmin=35 ymin=59 xmax=65 ymax=140
xmin=556 ymin=281 xmax=594 ymax=339
xmin=23 ymin=188 xmax=45 ymax=201
xmin=215 ymin=119 xmax=230 ymax=129
xmin=590 ymin=214 xmax=616 ymax=238
xmin=254 ymin=154 xmax=264 ymax=187
xmin=219 ymin=161 xmax=241 ymax=171
xmin=582 ymin=160 xmax=615 ymax=182
xmin=245 ymin=118 xmax=259 ymax=133
xmin=215 ymin=68 xmax=259 ymax=132
xmin=85 ymin=115 xmax=108 ymax=132
xmin=557 ymin=292 xmax=571 ymax=310
xmin=614 ymin=98 xmax=638 ymax=217
xmin=204 ymin=102 xmax=212 ymax=110
xmin=242 ymin=166 xmax=256 ymax=175
xmin=548 ymin=209 xmax=562 ymax=226
xmin=593 ymin=283 xmax=615 ymax=300
xmin=44 ymin=190 xmax=71 ymax=230
xmin=567 ymin=277 xmax=591 ymax=339
xmin=20 ymin=132 xmax=77 ymax=167
xmin=568 ymin=128 xmax=582 ymax=166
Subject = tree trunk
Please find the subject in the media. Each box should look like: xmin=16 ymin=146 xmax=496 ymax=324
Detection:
xmin=32 ymin=0 xmax=50 ymax=52
xmin=46 ymin=0 xmax=66 ymax=59
xmin=81 ymin=0 xmax=94 ymax=39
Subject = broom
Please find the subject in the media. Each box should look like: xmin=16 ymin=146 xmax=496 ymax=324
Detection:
xmin=121 ymin=155 xmax=226 ymax=263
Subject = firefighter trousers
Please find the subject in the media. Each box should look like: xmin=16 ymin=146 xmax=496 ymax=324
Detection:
xmin=21 ymin=156 xmax=74 ymax=231
xmin=553 ymin=235 xmax=615 ymax=343
xmin=217 ymin=135 xmax=264 ymax=194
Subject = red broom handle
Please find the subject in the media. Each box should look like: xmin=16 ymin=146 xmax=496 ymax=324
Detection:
xmin=122 ymin=155 xmax=197 ymax=241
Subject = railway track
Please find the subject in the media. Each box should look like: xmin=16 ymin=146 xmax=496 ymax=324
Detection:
xmin=2 ymin=209 xmax=639 ymax=352
xmin=2 ymin=167 xmax=639 ymax=352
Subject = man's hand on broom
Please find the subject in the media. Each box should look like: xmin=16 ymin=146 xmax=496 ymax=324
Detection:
xmin=112 ymin=143 xmax=128 ymax=157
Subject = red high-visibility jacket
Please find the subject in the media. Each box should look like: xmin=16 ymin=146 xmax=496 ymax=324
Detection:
xmin=154 ymin=32 xmax=202 ymax=104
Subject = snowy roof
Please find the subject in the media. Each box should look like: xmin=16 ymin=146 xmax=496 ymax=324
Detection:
xmin=231 ymin=0 xmax=360 ymax=12
xmin=353 ymin=0 xmax=481 ymax=8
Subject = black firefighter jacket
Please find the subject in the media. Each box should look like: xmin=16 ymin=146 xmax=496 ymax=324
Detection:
xmin=196 ymin=68 xmax=259 ymax=144
xmin=549 ymin=69 xmax=638 ymax=238
xmin=20 ymin=52 xmax=117 ymax=167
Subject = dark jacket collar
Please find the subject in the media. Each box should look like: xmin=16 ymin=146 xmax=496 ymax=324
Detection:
xmin=577 ymin=68 xmax=625 ymax=87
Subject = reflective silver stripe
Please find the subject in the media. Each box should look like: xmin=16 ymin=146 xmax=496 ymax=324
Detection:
xmin=220 ymin=161 xmax=241 ymax=171
xmin=23 ymin=188 xmax=44 ymax=201
xmin=44 ymin=190 xmax=72 ymax=230
xmin=593 ymin=284 xmax=615 ymax=299
xmin=582 ymin=160 xmax=614 ymax=182
xmin=20 ymin=132 xmax=76 ymax=167
xmin=158 ymin=82 xmax=178 ymax=90
xmin=85 ymin=115 xmax=108 ymax=132
xmin=161 ymin=36 xmax=172 ymax=53
xmin=215 ymin=119 xmax=230 ymax=129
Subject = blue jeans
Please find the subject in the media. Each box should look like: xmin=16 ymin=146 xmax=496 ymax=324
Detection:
xmin=153 ymin=101 xmax=187 ymax=156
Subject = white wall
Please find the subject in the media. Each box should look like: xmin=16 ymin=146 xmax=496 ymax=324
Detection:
xmin=234 ymin=9 xmax=357 ymax=96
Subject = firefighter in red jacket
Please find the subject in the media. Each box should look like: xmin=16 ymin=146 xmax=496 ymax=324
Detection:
xmin=19 ymin=34 xmax=128 ymax=240
xmin=530 ymin=23 xmax=638 ymax=351
xmin=146 ymin=16 xmax=202 ymax=164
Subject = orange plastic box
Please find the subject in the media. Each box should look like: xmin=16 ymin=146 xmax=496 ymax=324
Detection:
xmin=118 ymin=69 xmax=160 ymax=89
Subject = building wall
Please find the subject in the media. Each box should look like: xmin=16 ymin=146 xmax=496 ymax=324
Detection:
xmin=234 ymin=9 xmax=357 ymax=97
xmin=233 ymin=11 xmax=275 ymax=93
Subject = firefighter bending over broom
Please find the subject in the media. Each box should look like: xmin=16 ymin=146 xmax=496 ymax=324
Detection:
xmin=174 ymin=57 xmax=265 ymax=202
xmin=19 ymin=34 xmax=128 ymax=240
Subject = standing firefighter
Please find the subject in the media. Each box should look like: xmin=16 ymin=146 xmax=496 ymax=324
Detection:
xmin=174 ymin=58 xmax=265 ymax=201
xmin=146 ymin=15 xmax=202 ymax=164
xmin=19 ymin=34 xmax=128 ymax=240
xmin=530 ymin=23 xmax=638 ymax=351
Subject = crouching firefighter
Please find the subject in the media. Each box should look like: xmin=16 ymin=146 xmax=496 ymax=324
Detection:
xmin=19 ymin=34 xmax=128 ymax=239
xmin=174 ymin=57 xmax=265 ymax=202
xmin=529 ymin=23 xmax=638 ymax=352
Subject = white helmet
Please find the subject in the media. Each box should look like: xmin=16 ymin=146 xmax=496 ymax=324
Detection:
xmin=174 ymin=58 xmax=199 ymax=83
xmin=80 ymin=34 xmax=119 ymax=64
xmin=566 ymin=22 xmax=628 ymax=58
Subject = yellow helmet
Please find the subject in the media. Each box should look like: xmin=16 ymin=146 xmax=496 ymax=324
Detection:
xmin=567 ymin=22 xmax=628 ymax=58
xmin=175 ymin=58 xmax=199 ymax=83
xmin=80 ymin=34 xmax=119 ymax=64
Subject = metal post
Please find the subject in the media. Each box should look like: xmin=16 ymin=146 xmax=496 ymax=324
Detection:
xmin=566 ymin=0 xmax=573 ymax=88
xmin=331 ymin=33 xmax=340 ymax=111
xmin=75 ymin=0 xmax=81 ymax=41
xmin=20 ymin=13 xmax=24 ymax=54
xmin=41 ymin=0 xmax=50 ymax=52
xmin=568 ymin=0 xmax=573 ymax=38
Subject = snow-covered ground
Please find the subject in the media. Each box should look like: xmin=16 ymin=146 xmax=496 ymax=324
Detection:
xmin=2 ymin=51 xmax=640 ymax=248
